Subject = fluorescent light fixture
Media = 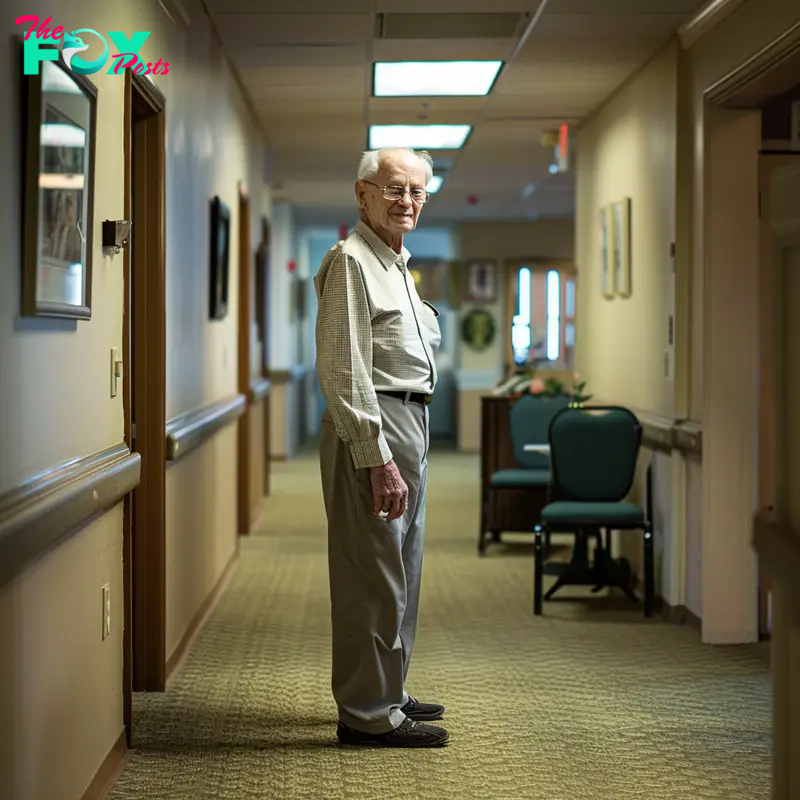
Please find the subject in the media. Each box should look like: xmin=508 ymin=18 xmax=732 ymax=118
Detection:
xmin=373 ymin=60 xmax=503 ymax=97
xmin=426 ymin=175 xmax=443 ymax=194
xmin=369 ymin=124 xmax=471 ymax=150
xmin=41 ymin=123 xmax=86 ymax=148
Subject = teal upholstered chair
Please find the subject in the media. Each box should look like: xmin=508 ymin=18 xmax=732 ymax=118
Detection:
xmin=533 ymin=406 xmax=654 ymax=617
xmin=480 ymin=394 xmax=570 ymax=555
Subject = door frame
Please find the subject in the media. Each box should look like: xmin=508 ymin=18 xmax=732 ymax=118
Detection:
xmin=123 ymin=70 xmax=168 ymax=710
xmin=237 ymin=184 xmax=253 ymax=534
xmin=255 ymin=217 xmax=272 ymax=497
xmin=757 ymin=152 xmax=800 ymax=636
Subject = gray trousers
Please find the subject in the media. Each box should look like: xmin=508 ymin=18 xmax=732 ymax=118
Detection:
xmin=319 ymin=394 xmax=429 ymax=733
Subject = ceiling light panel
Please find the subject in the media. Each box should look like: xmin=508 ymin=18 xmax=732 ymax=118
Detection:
xmin=373 ymin=60 xmax=503 ymax=96
xmin=368 ymin=124 xmax=471 ymax=149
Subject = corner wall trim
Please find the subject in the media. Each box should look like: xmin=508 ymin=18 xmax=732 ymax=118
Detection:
xmin=0 ymin=444 xmax=141 ymax=590
xmin=165 ymin=394 xmax=246 ymax=462
xmin=250 ymin=378 xmax=272 ymax=403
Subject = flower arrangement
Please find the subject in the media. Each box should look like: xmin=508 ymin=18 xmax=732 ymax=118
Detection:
xmin=492 ymin=368 xmax=592 ymax=407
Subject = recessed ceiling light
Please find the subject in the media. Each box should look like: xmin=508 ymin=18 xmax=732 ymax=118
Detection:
xmin=427 ymin=175 xmax=443 ymax=194
xmin=373 ymin=61 xmax=503 ymax=97
xmin=368 ymin=124 xmax=471 ymax=150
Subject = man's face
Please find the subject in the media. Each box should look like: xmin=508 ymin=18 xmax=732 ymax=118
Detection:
xmin=356 ymin=149 xmax=428 ymax=238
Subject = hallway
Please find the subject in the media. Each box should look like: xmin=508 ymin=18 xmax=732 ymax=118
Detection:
xmin=109 ymin=452 xmax=771 ymax=800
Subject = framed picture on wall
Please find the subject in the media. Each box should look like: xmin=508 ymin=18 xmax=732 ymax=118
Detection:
xmin=209 ymin=196 xmax=231 ymax=320
xmin=22 ymin=51 xmax=98 ymax=319
xmin=600 ymin=205 xmax=615 ymax=298
xmin=462 ymin=260 xmax=497 ymax=303
xmin=613 ymin=197 xmax=632 ymax=297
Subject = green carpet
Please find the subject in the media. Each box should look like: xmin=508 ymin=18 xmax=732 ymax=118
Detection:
xmin=109 ymin=450 xmax=771 ymax=800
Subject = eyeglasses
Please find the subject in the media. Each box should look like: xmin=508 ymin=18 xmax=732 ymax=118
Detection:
xmin=362 ymin=180 xmax=429 ymax=204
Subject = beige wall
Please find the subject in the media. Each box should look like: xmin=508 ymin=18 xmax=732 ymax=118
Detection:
xmin=453 ymin=219 xmax=575 ymax=452
xmin=0 ymin=1 xmax=267 ymax=797
xmin=574 ymin=40 xmax=678 ymax=418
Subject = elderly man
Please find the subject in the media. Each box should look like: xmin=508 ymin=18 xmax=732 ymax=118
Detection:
xmin=315 ymin=147 xmax=449 ymax=748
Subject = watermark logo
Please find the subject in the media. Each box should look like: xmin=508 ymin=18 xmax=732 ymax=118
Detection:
xmin=16 ymin=15 xmax=171 ymax=76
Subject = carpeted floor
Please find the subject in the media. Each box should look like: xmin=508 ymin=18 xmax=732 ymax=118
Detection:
xmin=108 ymin=449 xmax=772 ymax=800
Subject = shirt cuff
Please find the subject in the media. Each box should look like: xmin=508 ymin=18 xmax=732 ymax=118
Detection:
xmin=349 ymin=434 xmax=393 ymax=470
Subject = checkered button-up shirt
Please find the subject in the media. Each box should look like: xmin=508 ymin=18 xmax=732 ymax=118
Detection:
xmin=314 ymin=220 xmax=441 ymax=469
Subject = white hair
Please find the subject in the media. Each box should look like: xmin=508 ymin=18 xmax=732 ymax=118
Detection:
xmin=357 ymin=148 xmax=434 ymax=185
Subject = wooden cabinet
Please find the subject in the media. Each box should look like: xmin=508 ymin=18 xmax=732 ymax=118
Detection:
xmin=479 ymin=396 xmax=548 ymax=542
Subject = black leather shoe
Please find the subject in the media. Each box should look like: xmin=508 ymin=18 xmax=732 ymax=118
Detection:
xmin=337 ymin=718 xmax=450 ymax=748
xmin=401 ymin=695 xmax=445 ymax=721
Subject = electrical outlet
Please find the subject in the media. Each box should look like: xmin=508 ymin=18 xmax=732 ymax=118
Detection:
xmin=101 ymin=583 xmax=111 ymax=640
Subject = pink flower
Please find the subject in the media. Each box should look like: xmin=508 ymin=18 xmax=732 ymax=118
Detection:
xmin=529 ymin=378 xmax=545 ymax=395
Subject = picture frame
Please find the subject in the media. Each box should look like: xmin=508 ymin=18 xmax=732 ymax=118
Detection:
xmin=600 ymin=205 xmax=614 ymax=298
xmin=462 ymin=260 xmax=497 ymax=303
xmin=209 ymin=196 xmax=231 ymax=320
xmin=22 ymin=48 xmax=98 ymax=319
xmin=613 ymin=197 xmax=632 ymax=298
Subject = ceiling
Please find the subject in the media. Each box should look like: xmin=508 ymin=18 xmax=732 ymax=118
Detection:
xmin=203 ymin=0 xmax=706 ymax=224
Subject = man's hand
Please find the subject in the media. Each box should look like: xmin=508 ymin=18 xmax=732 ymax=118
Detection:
xmin=369 ymin=460 xmax=408 ymax=522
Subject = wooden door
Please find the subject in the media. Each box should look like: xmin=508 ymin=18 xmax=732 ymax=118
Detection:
xmin=124 ymin=71 xmax=168 ymax=702
xmin=757 ymin=154 xmax=800 ymax=637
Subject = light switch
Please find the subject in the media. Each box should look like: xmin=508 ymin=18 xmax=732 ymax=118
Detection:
xmin=110 ymin=348 xmax=122 ymax=398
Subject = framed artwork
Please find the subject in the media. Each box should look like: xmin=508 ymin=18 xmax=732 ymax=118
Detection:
xmin=613 ymin=197 xmax=632 ymax=297
xmin=254 ymin=217 xmax=270 ymax=373
xmin=463 ymin=260 xmax=497 ymax=303
xmin=22 ymin=50 xmax=98 ymax=319
xmin=209 ymin=196 xmax=231 ymax=320
xmin=461 ymin=308 xmax=496 ymax=351
xmin=600 ymin=205 xmax=614 ymax=298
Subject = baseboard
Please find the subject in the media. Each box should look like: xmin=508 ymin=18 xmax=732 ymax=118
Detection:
xmin=165 ymin=550 xmax=240 ymax=682
xmin=659 ymin=599 xmax=702 ymax=633
xmin=246 ymin=496 xmax=265 ymax=535
xmin=81 ymin=729 xmax=130 ymax=800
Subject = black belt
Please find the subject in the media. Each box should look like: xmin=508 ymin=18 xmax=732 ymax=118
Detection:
xmin=377 ymin=390 xmax=433 ymax=406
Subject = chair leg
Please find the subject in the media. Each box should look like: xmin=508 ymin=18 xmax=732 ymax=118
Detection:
xmin=491 ymin=529 xmax=502 ymax=543
xmin=533 ymin=526 xmax=545 ymax=615
xmin=643 ymin=526 xmax=655 ymax=618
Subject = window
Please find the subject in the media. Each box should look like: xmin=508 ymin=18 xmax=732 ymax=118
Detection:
xmin=511 ymin=267 xmax=531 ymax=364
xmin=511 ymin=267 xmax=566 ymax=365
xmin=546 ymin=269 xmax=560 ymax=361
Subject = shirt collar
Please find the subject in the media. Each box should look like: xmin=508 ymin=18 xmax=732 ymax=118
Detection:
xmin=355 ymin=220 xmax=411 ymax=271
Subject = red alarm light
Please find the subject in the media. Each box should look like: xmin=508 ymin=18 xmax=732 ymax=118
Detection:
xmin=288 ymin=259 xmax=297 ymax=272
